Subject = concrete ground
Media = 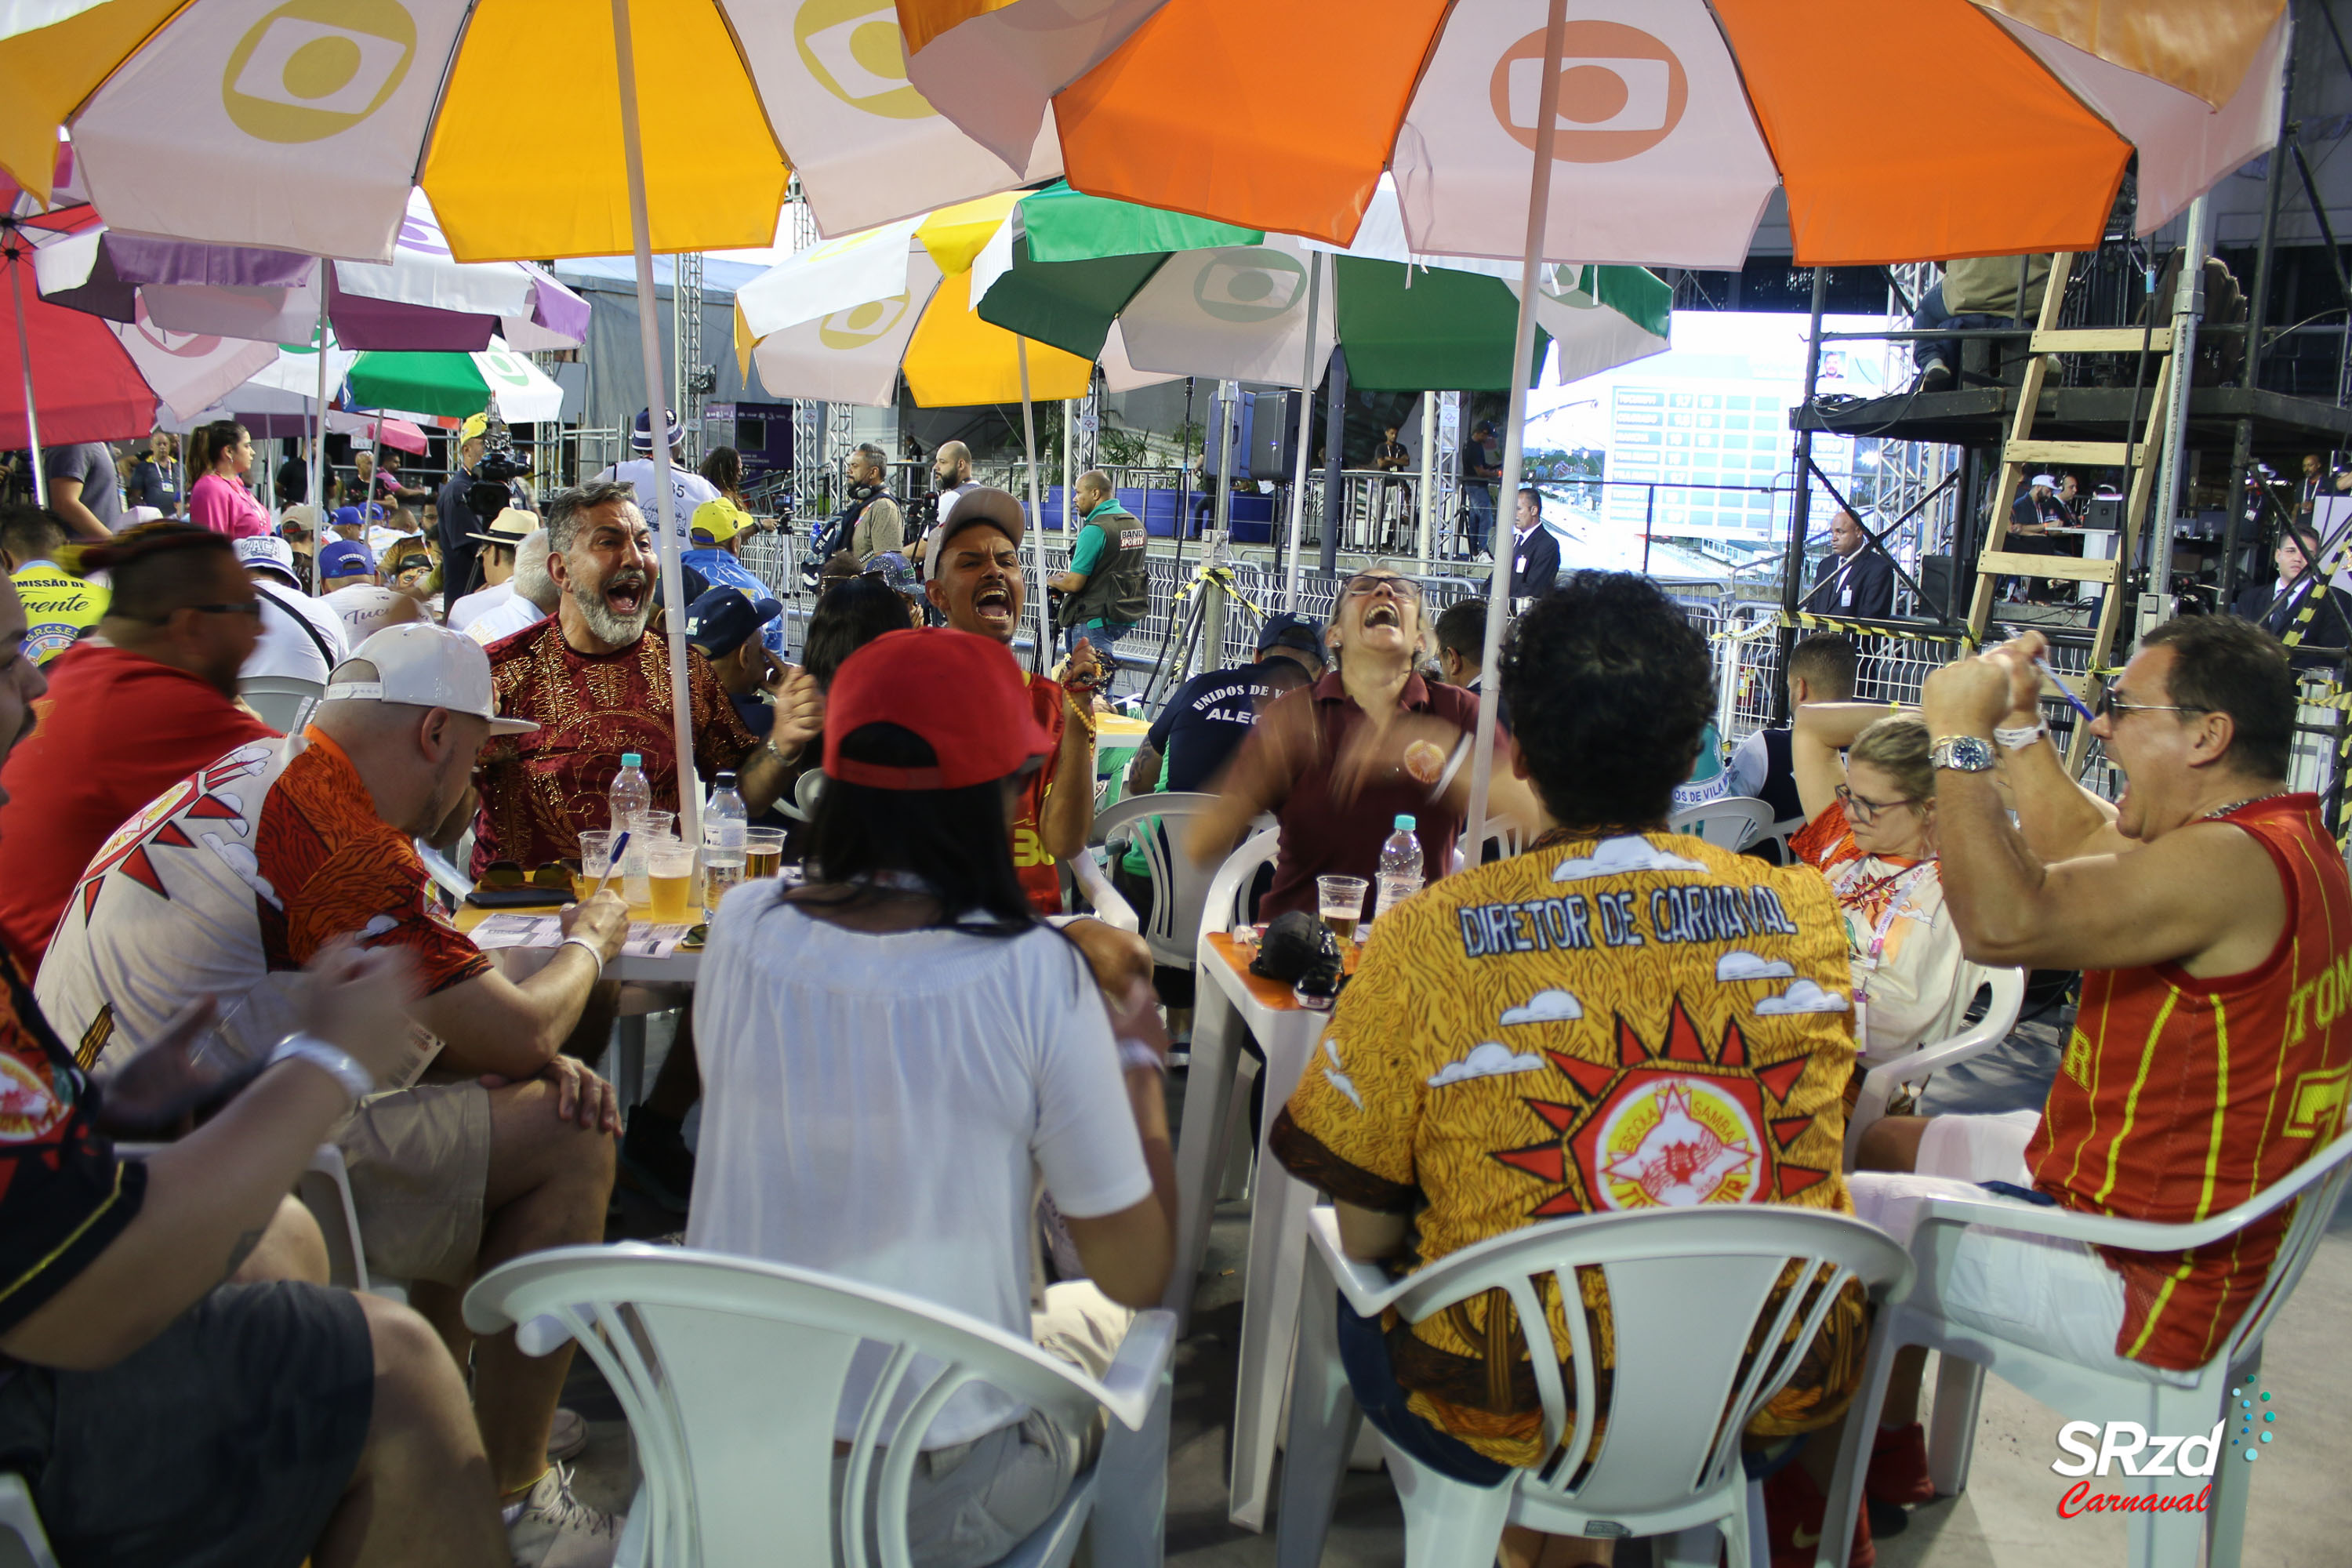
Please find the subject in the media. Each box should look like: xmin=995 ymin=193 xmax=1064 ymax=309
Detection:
xmin=568 ymin=1010 xmax=2352 ymax=1565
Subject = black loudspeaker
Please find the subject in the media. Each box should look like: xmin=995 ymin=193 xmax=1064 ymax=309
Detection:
xmin=1918 ymin=553 xmax=1955 ymax=614
xmin=2084 ymin=496 xmax=2122 ymax=530
xmin=1245 ymin=391 xmax=1298 ymax=481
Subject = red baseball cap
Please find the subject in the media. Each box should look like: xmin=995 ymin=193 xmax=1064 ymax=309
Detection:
xmin=822 ymin=627 xmax=1054 ymax=789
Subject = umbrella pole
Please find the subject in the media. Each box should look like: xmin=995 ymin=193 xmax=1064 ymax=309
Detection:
xmin=612 ymin=0 xmax=701 ymax=846
xmin=1417 ymin=390 xmax=1435 ymax=571
xmin=7 ymin=251 xmax=47 ymax=508
xmin=1282 ymin=252 xmax=1323 ymax=613
xmin=310 ymin=286 xmax=328 ymax=564
xmin=1018 ymin=338 xmax=1048 ymax=671
xmin=1465 ymin=0 xmax=1568 ymax=842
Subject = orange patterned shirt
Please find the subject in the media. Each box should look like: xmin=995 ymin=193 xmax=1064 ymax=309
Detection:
xmin=2027 ymin=794 xmax=2352 ymax=1370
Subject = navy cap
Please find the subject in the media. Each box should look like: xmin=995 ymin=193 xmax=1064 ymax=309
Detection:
xmin=318 ymin=540 xmax=375 ymax=581
xmin=632 ymin=407 xmax=684 ymax=452
xmin=685 ymin=584 xmax=780 ymax=660
xmin=1256 ymin=612 xmax=1326 ymax=660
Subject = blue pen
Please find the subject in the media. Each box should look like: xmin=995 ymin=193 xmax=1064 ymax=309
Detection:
xmin=2032 ymin=657 xmax=2099 ymax=724
xmin=589 ymin=830 xmax=630 ymax=901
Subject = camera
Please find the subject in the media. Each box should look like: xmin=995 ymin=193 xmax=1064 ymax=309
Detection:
xmin=467 ymin=441 xmax=532 ymax=521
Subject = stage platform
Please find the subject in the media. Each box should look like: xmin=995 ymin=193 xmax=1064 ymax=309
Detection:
xmin=1791 ymin=383 xmax=2352 ymax=456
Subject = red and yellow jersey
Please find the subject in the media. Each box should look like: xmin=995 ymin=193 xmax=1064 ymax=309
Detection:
xmin=1273 ymin=829 xmax=1864 ymax=1465
xmin=1010 ymin=673 xmax=1073 ymax=916
xmin=2028 ymin=793 xmax=2352 ymax=1370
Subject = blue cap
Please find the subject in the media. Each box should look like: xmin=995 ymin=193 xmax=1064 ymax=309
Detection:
xmin=862 ymin=550 xmax=920 ymax=597
xmin=331 ymin=505 xmax=365 ymax=532
xmin=318 ymin=540 xmax=375 ymax=580
xmin=1394 ymin=815 xmax=1416 ymax=832
xmin=684 ymin=584 xmax=782 ymax=661
xmin=1256 ymin=611 xmax=1326 ymax=659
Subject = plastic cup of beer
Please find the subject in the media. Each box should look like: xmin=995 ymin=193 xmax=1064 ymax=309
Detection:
xmin=647 ymin=839 xmax=696 ymax=924
xmin=576 ymin=830 xmax=621 ymax=903
xmin=702 ymin=844 xmax=746 ymax=920
xmin=619 ymin=812 xmax=673 ymax=913
xmin=1316 ymin=875 xmax=1368 ymax=946
xmin=743 ymin=828 xmax=786 ymax=880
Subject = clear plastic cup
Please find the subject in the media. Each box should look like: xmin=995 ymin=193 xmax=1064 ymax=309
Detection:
xmin=742 ymin=827 xmax=786 ymax=880
xmin=619 ymin=812 xmax=673 ymax=912
xmin=1316 ymin=875 xmax=1368 ymax=946
xmin=646 ymin=838 xmax=695 ymax=924
xmin=576 ymin=829 xmax=622 ymax=903
xmin=702 ymin=844 xmax=746 ymax=919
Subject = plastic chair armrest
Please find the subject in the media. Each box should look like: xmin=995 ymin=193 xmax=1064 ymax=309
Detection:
xmin=1909 ymin=1167 xmax=2333 ymax=1254
xmin=1069 ymin=850 xmax=1138 ymax=935
xmin=416 ymin=841 xmax=473 ymax=901
xmin=513 ymin=1310 xmax=576 ymax=1357
xmin=1093 ymin=1308 xmax=1178 ymax=1431
xmin=1306 ymin=1209 xmax=1414 ymax=1319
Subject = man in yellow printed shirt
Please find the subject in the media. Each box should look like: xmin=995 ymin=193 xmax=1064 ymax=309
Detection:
xmin=1273 ymin=573 xmax=1873 ymax=1568
xmin=2 ymin=506 xmax=107 ymax=665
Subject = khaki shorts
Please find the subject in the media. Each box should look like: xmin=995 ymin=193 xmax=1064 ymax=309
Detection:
xmin=337 ymin=1080 xmax=492 ymax=1288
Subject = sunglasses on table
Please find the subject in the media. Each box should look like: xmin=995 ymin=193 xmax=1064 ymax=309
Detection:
xmin=475 ymin=862 xmax=576 ymax=890
xmin=1835 ymin=782 xmax=1922 ymax=825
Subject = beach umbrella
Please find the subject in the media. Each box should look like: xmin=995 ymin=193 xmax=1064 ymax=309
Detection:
xmin=0 ymin=2 xmax=1086 ymax=845
xmin=902 ymin=0 xmax=2288 ymax=267
xmin=347 ymin=339 xmax=564 ymax=423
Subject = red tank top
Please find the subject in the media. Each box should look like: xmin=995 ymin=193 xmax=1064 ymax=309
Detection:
xmin=2025 ymin=794 xmax=2352 ymax=1370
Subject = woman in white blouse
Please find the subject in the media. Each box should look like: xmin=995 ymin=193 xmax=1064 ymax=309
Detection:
xmin=688 ymin=627 xmax=1176 ymax=1568
xmin=1786 ymin=703 xmax=1970 ymax=1062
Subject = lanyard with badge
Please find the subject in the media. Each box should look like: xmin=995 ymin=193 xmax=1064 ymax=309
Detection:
xmin=1848 ymin=859 xmax=1934 ymax=1051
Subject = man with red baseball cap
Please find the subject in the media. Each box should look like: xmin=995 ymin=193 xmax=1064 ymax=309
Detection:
xmin=689 ymin=626 xmax=1177 ymax=1566
xmin=923 ymin=488 xmax=1100 ymax=914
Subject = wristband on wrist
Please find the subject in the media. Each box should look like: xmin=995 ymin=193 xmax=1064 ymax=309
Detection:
xmin=1994 ymin=719 xmax=2049 ymax=750
xmin=561 ymin=934 xmax=608 ymax=976
xmin=1116 ymin=1038 xmax=1167 ymax=1077
xmin=268 ymin=1033 xmax=376 ymax=1106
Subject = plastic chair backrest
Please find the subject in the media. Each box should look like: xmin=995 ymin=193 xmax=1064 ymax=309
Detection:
xmin=1667 ymin=796 xmax=1776 ymax=852
xmin=1381 ymin=1207 xmax=1910 ymax=1519
xmin=775 ymin=769 xmax=826 ymax=825
xmin=2213 ymin=1124 xmax=2352 ymax=1367
xmin=238 ymin=675 xmax=323 ymax=735
xmin=464 ymin=1245 xmax=1152 ymax=1568
xmin=0 ymin=1474 xmax=58 ymax=1568
xmin=1091 ymin=793 xmax=1228 ymax=970
xmin=1198 ymin=829 xmax=1281 ymax=950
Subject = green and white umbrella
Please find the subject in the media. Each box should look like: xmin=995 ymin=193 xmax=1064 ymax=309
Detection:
xmin=970 ymin=178 xmax=1671 ymax=392
xmin=345 ymin=337 xmax=563 ymax=423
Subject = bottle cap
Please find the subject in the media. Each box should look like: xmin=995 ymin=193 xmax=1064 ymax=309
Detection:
xmin=1395 ymin=814 xmax=1416 ymax=832
xmin=715 ymin=771 xmax=736 ymax=786
xmin=621 ymin=753 xmax=642 ymax=768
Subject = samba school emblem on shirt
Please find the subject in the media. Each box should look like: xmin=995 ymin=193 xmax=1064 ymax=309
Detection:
xmin=1492 ymin=999 xmax=1831 ymax=1213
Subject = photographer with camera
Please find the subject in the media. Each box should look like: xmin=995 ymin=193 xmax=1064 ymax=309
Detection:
xmin=437 ymin=413 xmax=535 ymax=615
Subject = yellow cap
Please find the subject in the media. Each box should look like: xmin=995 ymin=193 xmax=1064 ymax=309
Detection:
xmin=690 ymin=497 xmax=750 ymax=544
xmin=460 ymin=412 xmax=491 ymax=443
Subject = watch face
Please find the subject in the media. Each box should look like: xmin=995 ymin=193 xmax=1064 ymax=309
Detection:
xmin=1936 ymin=736 xmax=1996 ymax=772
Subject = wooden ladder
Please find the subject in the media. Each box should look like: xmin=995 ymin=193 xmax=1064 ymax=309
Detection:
xmin=1964 ymin=251 xmax=2176 ymax=769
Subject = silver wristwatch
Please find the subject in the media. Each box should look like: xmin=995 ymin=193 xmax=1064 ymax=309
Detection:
xmin=1930 ymin=735 xmax=1998 ymax=773
xmin=268 ymin=1033 xmax=378 ymax=1105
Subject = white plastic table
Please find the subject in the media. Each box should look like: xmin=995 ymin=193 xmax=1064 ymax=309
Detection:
xmin=1167 ymin=931 xmax=1355 ymax=1531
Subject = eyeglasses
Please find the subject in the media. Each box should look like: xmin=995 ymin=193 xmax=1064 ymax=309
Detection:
xmin=2094 ymin=683 xmax=2209 ymax=722
xmin=1341 ymin=573 xmax=1423 ymax=602
xmin=1836 ymin=782 xmax=1922 ymax=826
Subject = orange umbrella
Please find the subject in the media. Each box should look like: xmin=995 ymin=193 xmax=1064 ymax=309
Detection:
xmin=899 ymin=0 xmax=2287 ymax=267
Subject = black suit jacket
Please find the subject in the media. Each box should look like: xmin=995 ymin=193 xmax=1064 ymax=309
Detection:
xmin=2235 ymin=576 xmax=2350 ymax=666
xmin=1509 ymin=524 xmax=1561 ymax=602
xmin=1805 ymin=546 xmax=1894 ymax=619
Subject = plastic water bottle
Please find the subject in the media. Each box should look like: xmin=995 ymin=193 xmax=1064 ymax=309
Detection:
xmin=705 ymin=771 xmax=746 ymax=852
xmin=609 ymin=753 xmax=652 ymax=832
xmin=1374 ymin=814 xmax=1424 ymax=924
xmin=609 ymin=753 xmax=654 ymax=909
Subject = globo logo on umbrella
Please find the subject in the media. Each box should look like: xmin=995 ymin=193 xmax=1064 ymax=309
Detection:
xmin=1491 ymin=21 xmax=1686 ymax=164
xmin=820 ymin=294 xmax=913 ymax=350
xmin=796 ymin=0 xmax=932 ymax=121
xmin=223 ymin=0 xmax=417 ymax=144
xmin=131 ymin=298 xmax=224 ymax=360
xmin=480 ymin=348 xmax=534 ymax=387
xmin=1192 ymin=250 xmax=1305 ymax=325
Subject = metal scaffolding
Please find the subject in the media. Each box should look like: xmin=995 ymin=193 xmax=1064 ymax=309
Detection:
xmin=671 ymin=249 xmax=704 ymax=463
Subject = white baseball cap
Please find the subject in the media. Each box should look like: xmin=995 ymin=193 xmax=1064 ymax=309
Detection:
xmin=2032 ymin=474 xmax=2060 ymax=490
xmin=234 ymin=535 xmax=300 ymax=585
xmin=326 ymin=623 xmax=539 ymax=735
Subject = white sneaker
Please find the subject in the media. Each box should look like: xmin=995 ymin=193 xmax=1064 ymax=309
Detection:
xmin=505 ymin=1462 xmax=620 ymax=1568
xmin=548 ymin=1406 xmax=590 ymax=1463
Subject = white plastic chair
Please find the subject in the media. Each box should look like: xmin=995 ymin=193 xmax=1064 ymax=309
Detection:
xmin=1841 ymin=966 xmax=2027 ymax=1171
xmin=773 ymin=768 xmax=826 ymax=824
xmin=463 ymin=1244 xmax=1178 ymax=1568
xmin=1276 ymin=1206 xmax=1912 ymax=1568
xmin=237 ymin=674 xmax=323 ymax=735
xmin=1821 ymin=1126 xmax=2352 ymax=1568
xmin=0 ymin=1475 xmax=58 ymax=1568
xmin=1067 ymin=793 xmax=1245 ymax=967
xmin=1668 ymin=796 xmax=1777 ymax=852
xmin=1452 ymin=815 xmax=1524 ymax=873
xmin=118 ymin=1142 xmax=402 ymax=1303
